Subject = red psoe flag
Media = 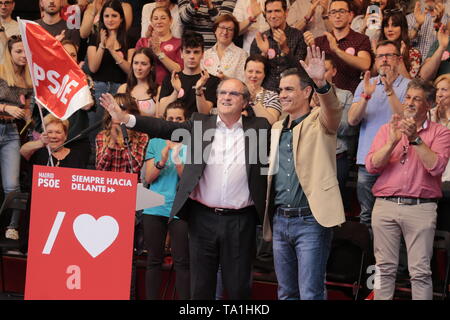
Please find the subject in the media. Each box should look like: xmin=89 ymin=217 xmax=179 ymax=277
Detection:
xmin=18 ymin=18 xmax=93 ymax=120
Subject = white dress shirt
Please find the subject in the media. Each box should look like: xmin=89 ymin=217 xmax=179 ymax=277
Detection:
xmin=189 ymin=116 xmax=254 ymax=209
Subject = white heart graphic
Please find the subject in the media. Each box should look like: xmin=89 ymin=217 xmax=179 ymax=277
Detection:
xmin=73 ymin=214 xmax=119 ymax=258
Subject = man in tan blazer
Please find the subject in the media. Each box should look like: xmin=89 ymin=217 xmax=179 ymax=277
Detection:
xmin=262 ymin=45 xmax=346 ymax=300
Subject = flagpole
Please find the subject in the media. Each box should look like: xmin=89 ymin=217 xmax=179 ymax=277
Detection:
xmin=37 ymin=101 xmax=55 ymax=167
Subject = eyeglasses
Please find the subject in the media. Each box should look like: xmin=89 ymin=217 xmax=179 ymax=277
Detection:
xmin=217 ymin=26 xmax=234 ymax=34
xmin=400 ymin=145 xmax=408 ymax=165
xmin=329 ymin=9 xmax=349 ymax=16
xmin=375 ymin=53 xmax=400 ymax=60
xmin=218 ymin=90 xmax=244 ymax=97
xmin=0 ymin=1 xmax=13 ymax=6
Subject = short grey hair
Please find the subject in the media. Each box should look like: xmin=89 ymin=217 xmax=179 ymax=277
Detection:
xmin=406 ymin=78 xmax=436 ymax=105
xmin=217 ymin=78 xmax=251 ymax=104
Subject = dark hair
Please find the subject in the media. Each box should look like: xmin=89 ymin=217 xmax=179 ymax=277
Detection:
xmin=97 ymin=0 xmax=127 ymax=56
xmin=324 ymin=54 xmax=337 ymax=68
xmin=375 ymin=39 xmax=400 ymax=54
xmin=150 ymin=6 xmax=172 ymax=20
xmin=407 ymin=78 xmax=436 ymax=106
xmin=61 ymin=39 xmax=79 ymax=51
xmin=213 ymin=14 xmax=240 ymax=41
xmin=264 ymin=0 xmax=287 ymax=12
xmin=330 ymin=0 xmax=354 ymax=13
xmin=127 ymin=48 xmax=158 ymax=98
xmin=181 ymin=31 xmax=204 ymax=52
xmin=244 ymin=54 xmax=269 ymax=76
xmin=163 ymin=100 xmax=188 ymax=120
xmin=379 ymin=10 xmax=411 ymax=72
xmin=280 ymin=68 xmax=314 ymax=101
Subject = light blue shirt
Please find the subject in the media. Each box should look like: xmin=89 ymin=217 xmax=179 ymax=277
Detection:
xmin=353 ymin=75 xmax=410 ymax=165
xmin=142 ymin=138 xmax=186 ymax=218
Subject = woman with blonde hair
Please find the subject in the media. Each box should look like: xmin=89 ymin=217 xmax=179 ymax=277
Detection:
xmin=431 ymin=74 xmax=450 ymax=128
xmin=20 ymin=114 xmax=89 ymax=168
xmin=0 ymin=35 xmax=33 ymax=240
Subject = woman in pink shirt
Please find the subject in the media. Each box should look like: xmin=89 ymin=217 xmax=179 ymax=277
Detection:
xmin=135 ymin=6 xmax=183 ymax=86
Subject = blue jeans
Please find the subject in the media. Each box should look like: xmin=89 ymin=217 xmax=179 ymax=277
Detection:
xmin=272 ymin=211 xmax=332 ymax=300
xmin=356 ymin=165 xmax=379 ymax=227
xmin=0 ymin=123 xmax=21 ymax=228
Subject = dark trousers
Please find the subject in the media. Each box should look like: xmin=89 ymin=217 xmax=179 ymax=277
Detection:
xmin=142 ymin=214 xmax=190 ymax=300
xmin=188 ymin=200 xmax=257 ymax=300
xmin=336 ymin=152 xmax=350 ymax=212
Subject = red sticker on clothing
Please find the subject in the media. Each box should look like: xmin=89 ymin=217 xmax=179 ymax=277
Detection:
xmin=177 ymin=88 xmax=185 ymax=98
xmin=163 ymin=44 xmax=174 ymax=52
xmin=345 ymin=47 xmax=355 ymax=55
xmin=442 ymin=51 xmax=450 ymax=61
xmin=204 ymin=58 xmax=214 ymax=67
xmin=267 ymin=48 xmax=276 ymax=59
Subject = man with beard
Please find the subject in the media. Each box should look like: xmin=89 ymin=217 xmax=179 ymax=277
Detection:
xmin=36 ymin=0 xmax=80 ymax=47
xmin=304 ymin=0 xmax=371 ymax=93
xmin=348 ymin=40 xmax=410 ymax=228
xmin=365 ymin=78 xmax=450 ymax=300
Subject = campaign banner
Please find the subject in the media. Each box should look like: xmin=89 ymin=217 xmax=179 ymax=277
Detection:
xmin=18 ymin=18 xmax=92 ymax=120
xmin=25 ymin=166 xmax=137 ymax=300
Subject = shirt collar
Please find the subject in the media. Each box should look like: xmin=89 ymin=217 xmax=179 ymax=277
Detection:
xmin=217 ymin=115 xmax=243 ymax=129
xmin=376 ymin=74 xmax=404 ymax=86
xmin=282 ymin=112 xmax=310 ymax=130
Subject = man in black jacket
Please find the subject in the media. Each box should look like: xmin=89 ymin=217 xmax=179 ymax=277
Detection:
xmin=100 ymin=78 xmax=270 ymax=299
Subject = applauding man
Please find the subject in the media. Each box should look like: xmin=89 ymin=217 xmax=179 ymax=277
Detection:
xmin=250 ymin=0 xmax=307 ymax=92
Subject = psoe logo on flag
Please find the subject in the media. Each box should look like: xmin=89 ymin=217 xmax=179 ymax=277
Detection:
xmin=18 ymin=18 xmax=93 ymax=120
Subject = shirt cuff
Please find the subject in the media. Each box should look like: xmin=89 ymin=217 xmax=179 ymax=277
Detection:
xmin=126 ymin=115 xmax=136 ymax=128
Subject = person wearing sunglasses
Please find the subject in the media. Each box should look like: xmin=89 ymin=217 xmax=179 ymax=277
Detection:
xmin=365 ymin=78 xmax=450 ymax=300
xmin=0 ymin=0 xmax=18 ymax=63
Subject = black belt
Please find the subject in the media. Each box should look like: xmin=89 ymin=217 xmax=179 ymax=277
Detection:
xmin=0 ymin=118 xmax=15 ymax=124
xmin=276 ymin=206 xmax=312 ymax=217
xmin=381 ymin=197 xmax=438 ymax=205
xmin=192 ymin=200 xmax=254 ymax=215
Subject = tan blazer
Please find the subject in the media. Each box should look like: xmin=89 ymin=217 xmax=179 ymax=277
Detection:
xmin=263 ymin=87 xmax=346 ymax=241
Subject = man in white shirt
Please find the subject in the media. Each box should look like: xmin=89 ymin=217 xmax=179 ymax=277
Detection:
xmin=100 ymin=78 xmax=271 ymax=300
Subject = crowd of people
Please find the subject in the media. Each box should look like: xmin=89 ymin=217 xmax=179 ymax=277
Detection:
xmin=0 ymin=0 xmax=449 ymax=300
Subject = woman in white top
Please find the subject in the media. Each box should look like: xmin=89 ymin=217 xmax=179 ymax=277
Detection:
xmin=243 ymin=54 xmax=281 ymax=124
xmin=201 ymin=14 xmax=248 ymax=82
xmin=118 ymin=48 xmax=159 ymax=117
xmin=141 ymin=0 xmax=183 ymax=39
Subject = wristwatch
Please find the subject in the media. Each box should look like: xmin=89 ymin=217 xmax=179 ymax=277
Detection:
xmin=409 ymin=136 xmax=423 ymax=146
xmin=155 ymin=161 xmax=165 ymax=170
xmin=157 ymin=52 xmax=166 ymax=60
